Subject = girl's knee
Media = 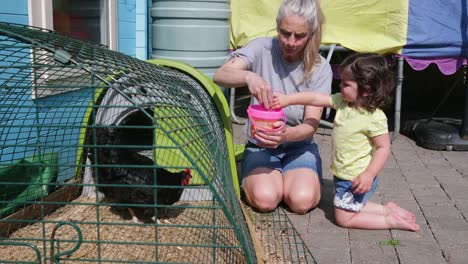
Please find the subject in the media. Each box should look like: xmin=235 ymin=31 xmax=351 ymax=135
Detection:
xmin=334 ymin=215 xmax=349 ymax=227
xmin=333 ymin=208 xmax=355 ymax=227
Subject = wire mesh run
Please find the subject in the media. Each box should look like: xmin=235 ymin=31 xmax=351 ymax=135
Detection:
xmin=243 ymin=204 xmax=317 ymax=264
xmin=0 ymin=22 xmax=255 ymax=263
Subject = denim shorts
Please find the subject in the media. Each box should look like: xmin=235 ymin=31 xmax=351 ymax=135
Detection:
xmin=333 ymin=176 xmax=379 ymax=212
xmin=241 ymin=140 xmax=323 ymax=186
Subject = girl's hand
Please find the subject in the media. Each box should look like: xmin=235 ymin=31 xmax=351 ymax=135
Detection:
xmin=272 ymin=92 xmax=288 ymax=109
xmin=351 ymin=172 xmax=375 ymax=194
xmin=351 ymin=133 xmax=390 ymax=194
xmin=246 ymin=72 xmax=273 ymax=109
xmin=252 ymin=121 xmax=285 ymax=148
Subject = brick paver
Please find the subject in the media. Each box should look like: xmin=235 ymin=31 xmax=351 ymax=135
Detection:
xmin=233 ymin=123 xmax=468 ymax=264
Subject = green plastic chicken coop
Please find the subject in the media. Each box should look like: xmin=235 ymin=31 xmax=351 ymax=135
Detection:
xmin=0 ymin=22 xmax=316 ymax=264
xmin=0 ymin=21 xmax=256 ymax=263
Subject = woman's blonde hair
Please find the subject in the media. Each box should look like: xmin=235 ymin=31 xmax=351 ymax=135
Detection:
xmin=276 ymin=0 xmax=324 ymax=81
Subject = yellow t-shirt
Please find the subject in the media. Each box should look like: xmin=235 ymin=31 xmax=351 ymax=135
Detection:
xmin=330 ymin=93 xmax=388 ymax=180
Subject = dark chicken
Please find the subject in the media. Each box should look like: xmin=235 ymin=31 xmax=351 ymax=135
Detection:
xmin=88 ymin=126 xmax=192 ymax=223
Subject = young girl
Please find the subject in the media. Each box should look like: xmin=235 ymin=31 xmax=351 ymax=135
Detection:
xmin=272 ymin=53 xmax=420 ymax=231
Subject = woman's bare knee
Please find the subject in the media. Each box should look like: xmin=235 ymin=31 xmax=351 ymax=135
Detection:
xmin=246 ymin=187 xmax=282 ymax=212
xmin=283 ymin=169 xmax=321 ymax=213
xmin=243 ymin=170 xmax=282 ymax=212
xmin=284 ymin=190 xmax=320 ymax=214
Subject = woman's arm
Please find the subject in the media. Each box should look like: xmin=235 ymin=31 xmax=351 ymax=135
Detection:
xmin=213 ymin=57 xmax=273 ymax=108
xmin=283 ymin=105 xmax=323 ymax=142
xmin=213 ymin=57 xmax=250 ymax=88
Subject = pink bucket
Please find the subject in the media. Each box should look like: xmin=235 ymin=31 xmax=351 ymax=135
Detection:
xmin=247 ymin=104 xmax=286 ymax=143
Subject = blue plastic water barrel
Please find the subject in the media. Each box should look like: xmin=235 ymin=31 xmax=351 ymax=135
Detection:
xmin=151 ymin=0 xmax=230 ymax=80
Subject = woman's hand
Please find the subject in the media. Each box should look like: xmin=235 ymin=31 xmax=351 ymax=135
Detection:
xmin=252 ymin=121 xmax=286 ymax=148
xmin=246 ymin=72 xmax=273 ymax=109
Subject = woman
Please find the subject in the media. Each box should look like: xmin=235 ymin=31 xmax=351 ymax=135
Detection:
xmin=213 ymin=0 xmax=332 ymax=213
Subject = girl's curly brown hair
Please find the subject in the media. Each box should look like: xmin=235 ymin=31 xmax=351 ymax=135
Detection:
xmin=338 ymin=53 xmax=395 ymax=112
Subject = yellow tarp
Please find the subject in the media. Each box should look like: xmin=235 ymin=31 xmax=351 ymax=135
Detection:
xmin=230 ymin=0 xmax=408 ymax=54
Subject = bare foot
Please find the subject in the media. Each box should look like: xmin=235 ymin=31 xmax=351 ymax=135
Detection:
xmin=386 ymin=202 xmax=417 ymax=223
xmin=386 ymin=211 xmax=420 ymax=231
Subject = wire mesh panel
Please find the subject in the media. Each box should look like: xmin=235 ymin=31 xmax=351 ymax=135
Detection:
xmin=0 ymin=22 xmax=255 ymax=263
xmin=247 ymin=206 xmax=317 ymax=264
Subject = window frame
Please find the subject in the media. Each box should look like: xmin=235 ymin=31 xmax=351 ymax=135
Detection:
xmin=26 ymin=0 xmax=118 ymax=98
xmin=27 ymin=0 xmax=117 ymax=50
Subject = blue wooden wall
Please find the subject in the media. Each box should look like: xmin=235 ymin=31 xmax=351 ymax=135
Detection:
xmin=116 ymin=0 xmax=148 ymax=59
xmin=118 ymin=0 xmax=137 ymax=57
xmin=0 ymin=0 xmax=28 ymax=24
xmin=117 ymin=0 xmax=149 ymax=59
xmin=119 ymin=0 xmax=149 ymax=59
xmin=136 ymin=0 xmax=148 ymax=59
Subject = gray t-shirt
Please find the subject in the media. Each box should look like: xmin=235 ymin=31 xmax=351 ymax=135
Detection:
xmin=231 ymin=37 xmax=332 ymax=126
